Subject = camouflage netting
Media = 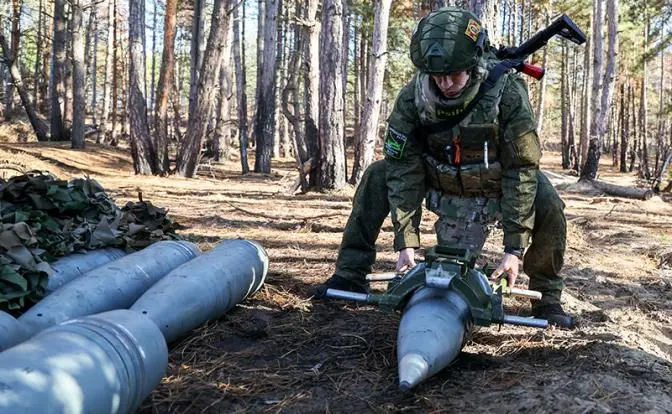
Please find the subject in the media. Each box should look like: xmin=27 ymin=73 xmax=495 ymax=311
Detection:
xmin=0 ymin=172 xmax=180 ymax=312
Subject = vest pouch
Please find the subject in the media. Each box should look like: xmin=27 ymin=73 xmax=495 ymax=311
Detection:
xmin=423 ymin=155 xmax=462 ymax=194
xmin=458 ymin=124 xmax=499 ymax=165
xmin=460 ymin=161 xmax=503 ymax=196
xmin=460 ymin=164 xmax=482 ymax=195
xmin=480 ymin=161 xmax=503 ymax=197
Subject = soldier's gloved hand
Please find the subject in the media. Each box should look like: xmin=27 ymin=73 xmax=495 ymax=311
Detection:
xmin=490 ymin=253 xmax=520 ymax=287
xmin=395 ymin=248 xmax=416 ymax=273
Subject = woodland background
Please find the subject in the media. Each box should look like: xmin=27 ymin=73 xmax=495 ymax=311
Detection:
xmin=0 ymin=0 xmax=670 ymax=193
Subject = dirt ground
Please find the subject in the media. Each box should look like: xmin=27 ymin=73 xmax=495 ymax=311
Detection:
xmin=1 ymin=136 xmax=671 ymax=413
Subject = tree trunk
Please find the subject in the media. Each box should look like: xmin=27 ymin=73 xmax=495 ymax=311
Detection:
xmin=40 ymin=9 xmax=52 ymax=115
xmin=629 ymin=82 xmax=637 ymax=172
xmin=639 ymin=10 xmax=651 ymax=179
xmin=303 ymin=0 xmax=320 ymax=187
xmin=33 ymin=0 xmax=43 ymax=110
xmin=255 ymin=0 xmax=266 ymax=124
xmin=188 ymin=0 xmax=207 ymax=120
xmin=588 ymin=179 xmax=653 ymax=200
xmin=352 ymin=15 xmax=360 ymax=138
xmin=581 ymin=0 xmax=613 ymax=181
xmin=619 ymin=82 xmax=628 ymax=172
xmin=150 ymin=0 xmax=158 ymax=113
xmin=128 ymin=0 xmax=157 ymax=174
xmin=318 ymin=0 xmax=347 ymax=190
xmin=233 ymin=3 xmax=250 ymax=174
xmin=111 ymin=0 xmax=120 ymax=145
xmin=0 ymin=27 xmax=49 ymax=141
xmin=213 ymin=21 xmax=234 ymax=161
xmin=89 ymin=4 xmax=99 ymax=127
xmin=50 ymin=0 xmax=68 ymax=141
xmin=71 ymin=0 xmax=87 ymax=149
xmin=349 ymin=0 xmax=391 ymax=184
xmin=578 ymin=9 xmax=592 ymax=172
xmin=154 ymin=0 xmax=178 ymax=173
xmin=64 ymin=9 xmax=74 ymax=131
xmin=253 ymin=0 xmax=279 ymax=173
xmin=100 ymin=0 xmax=114 ymax=142
xmin=4 ymin=0 xmax=21 ymax=120
xmin=273 ymin=0 xmax=285 ymax=159
xmin=282 ymin=23 xmax=308 ymax=189
xmin=176 ymin=0 xmax=233 ymax=177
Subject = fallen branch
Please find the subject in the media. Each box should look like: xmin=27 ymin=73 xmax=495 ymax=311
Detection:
xmin=587 ymin=179 xmax=654 ymax=200
xmin=223 ymin=200 xmax=342 ymax=220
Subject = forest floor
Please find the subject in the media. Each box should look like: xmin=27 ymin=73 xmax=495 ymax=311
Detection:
xmin=1 ymin=128 xmax=671 ymax=413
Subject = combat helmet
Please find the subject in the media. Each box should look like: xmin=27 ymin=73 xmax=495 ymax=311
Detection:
xmin=410 ymin=7 xmax=487 ymax=74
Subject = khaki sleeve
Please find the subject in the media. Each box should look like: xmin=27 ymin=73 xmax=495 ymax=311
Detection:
xmin=384 ymin=80 xmax=425 ymax=251
xmin=498 ymin=74 xmax=542 ymax=249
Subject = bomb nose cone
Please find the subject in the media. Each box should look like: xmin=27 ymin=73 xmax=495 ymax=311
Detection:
xmin=398 ymin=353 xmax=430 ymax=391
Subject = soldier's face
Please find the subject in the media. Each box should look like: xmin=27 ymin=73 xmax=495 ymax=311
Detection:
xmin=431 ymin=71 xmax=471 ymax=98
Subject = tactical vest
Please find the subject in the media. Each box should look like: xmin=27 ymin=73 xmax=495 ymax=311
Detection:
xmin=414 ymin=67 xmax=509 ymax=198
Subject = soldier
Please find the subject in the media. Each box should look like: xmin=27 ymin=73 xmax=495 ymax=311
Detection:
xmin=312 ymin=7 xmax=574 ymax=328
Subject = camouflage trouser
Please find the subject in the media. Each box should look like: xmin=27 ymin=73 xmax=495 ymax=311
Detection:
xmin=333 ymin=159 xmax=567 ymax=305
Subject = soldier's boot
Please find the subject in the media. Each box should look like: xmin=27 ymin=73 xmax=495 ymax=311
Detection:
xmin=310 ymin=161 xmax=390 ymax=299
xmin=525 ymin=172 xmax=576 ymax=329
xmin=531 ymin=303 xmax=575 ymax=329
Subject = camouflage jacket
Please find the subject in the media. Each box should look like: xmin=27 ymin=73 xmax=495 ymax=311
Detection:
xmin=383 ymin=67 xmax=541 ymax=251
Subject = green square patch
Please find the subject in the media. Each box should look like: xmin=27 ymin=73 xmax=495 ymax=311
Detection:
xmin=384 ymin=127 xmax=408 ymax=159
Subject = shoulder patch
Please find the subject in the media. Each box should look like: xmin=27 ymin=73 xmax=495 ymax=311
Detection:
xmin=465 ymin=19 xmax=481 ymax=42
xmin=384 ymin=127 xmax=408 ymax=159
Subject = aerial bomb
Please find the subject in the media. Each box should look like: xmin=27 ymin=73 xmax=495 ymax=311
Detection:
xmin=131 ymin=239 xmax=268 ymax=343
xmin=0 ymin=309 xmax=167 ymax=414
xmin=46 ymin=247 xmax=127 ymax=294
xmin=396 ymin=287 xmax=473 ymax=391
xmin=8 ymin=240 xmax=200 ymax=348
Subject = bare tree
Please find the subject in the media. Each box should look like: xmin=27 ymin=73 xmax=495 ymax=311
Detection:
xmin=176 ymin=0 xmax=233 ymax=177
xmin=154 ymin=0 xmax=178 ymax=173
xmin=71 ymin=0 xmax=87 ymax=149
xmin=50 ymin=0 xmax=68 ymax=141
xmin=3 ymin=0 xmax=21 ymax=120
xmin=100 ymin=0 xmax=115 ymax=142
xmin=0 ymin=25 xmax=49 ymax=141
xmin=318 ymin=0 xmax=347 ymax=189
xmin=581 ymin=0 xmax=618 ymax=180
xmin=303 ymin=0 xmax=320 ymax=186
xmin=33 ymin=0 xmax=44 ymax=108
xmin=282 ymin=0 xmax=308 ymax=189
xmin=189 ymin=0 xmax=207 ymax=120
xmin=213 ymin=21 xmax=234 ymax=161
xmin=578 ymin=9 xmax=592 ymax=171
xmin=639 ymin=10 xmax=651 ymax=179
xmin=149 ymin=0 xmax=159 ymax=112
xmin=233 ymin=3 xmax=250 ymax=174
xmin=88 ymin=1 xmax=99 ymax=126
xmin=349 ymin=0 xmax=392 ymax=184
xmin=128 ymin=0 xmax=157 ymax=174
xmin=253 ymin=0 xmax=279 ymax=173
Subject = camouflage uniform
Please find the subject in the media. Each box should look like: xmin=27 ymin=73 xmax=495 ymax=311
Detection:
xmin=331 ymin=8 xmax=567 ymax=307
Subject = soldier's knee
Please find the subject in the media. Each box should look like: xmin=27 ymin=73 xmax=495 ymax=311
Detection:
xmin=360 ymin=160 xmax=388 ymax=185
